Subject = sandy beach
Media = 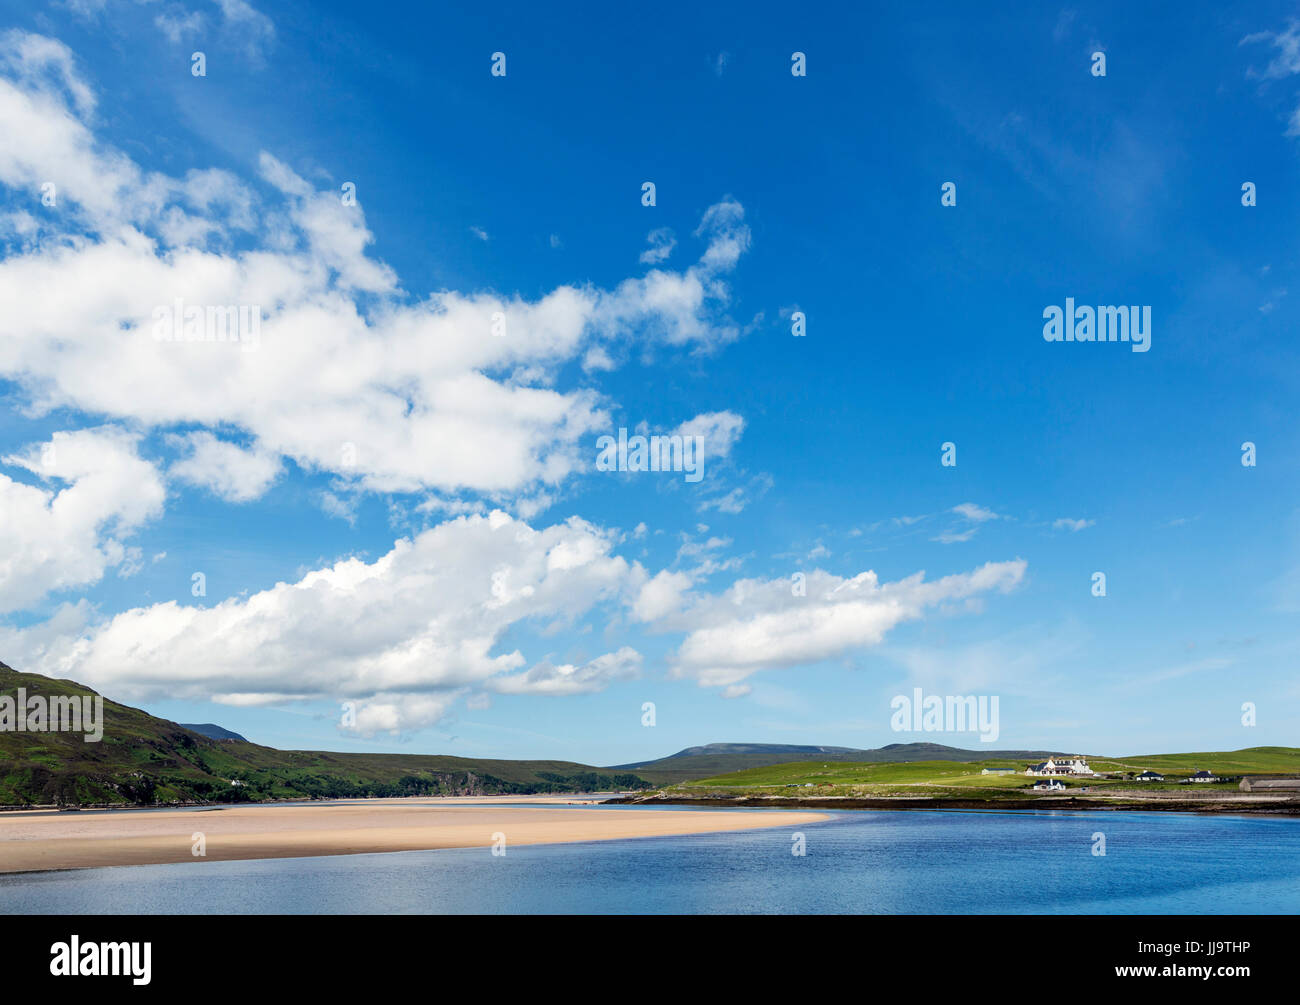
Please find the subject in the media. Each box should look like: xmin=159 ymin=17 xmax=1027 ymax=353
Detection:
xmin=0 ymin=797 xmax=828 ymax=873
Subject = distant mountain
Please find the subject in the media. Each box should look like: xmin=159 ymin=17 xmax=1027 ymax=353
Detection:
xmin=179 ymin=723 xmax=248 ymax=742
xmin=0 ymin=659 xmax=1079 ymax=805
xmin=0 ymin=662 xmax=652 ymax=806
xmin=620 ymin=743 xmax=861 ymax=766
xmin=614 ymin=741 xmax=1068 ymax=784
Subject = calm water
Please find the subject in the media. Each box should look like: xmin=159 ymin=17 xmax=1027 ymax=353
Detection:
xmin=3 ymin=807 xmax=1298 ymax=914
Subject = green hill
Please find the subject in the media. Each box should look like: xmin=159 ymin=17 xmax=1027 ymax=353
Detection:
xmin=11 ymin=659 xmax=1292 ymax=808
xmin=614 ymin=741 xmax=1066 ymax=785
xmin=0 ymin=663 xmax=651 ymax=806
xmin=683 ymin=748 xmax=1300 ymax=793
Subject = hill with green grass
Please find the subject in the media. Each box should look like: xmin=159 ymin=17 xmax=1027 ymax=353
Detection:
xmin=678 ymin=748 xmax=1300 ymax=798
xmin=613 ymin=741 xmax=1065 ymax=784
xmin=0 ymin=663 xmax=651 ymax=805
xmin=10 ymin=659 xmax=1295 ymax=809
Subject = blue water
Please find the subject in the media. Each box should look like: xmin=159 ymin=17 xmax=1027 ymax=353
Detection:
xmin=3 ymin=808 xmax=1298 ymax=913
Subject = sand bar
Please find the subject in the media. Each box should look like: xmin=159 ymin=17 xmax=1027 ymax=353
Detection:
xmin=0 ymin=798 xmax=828 ymax=873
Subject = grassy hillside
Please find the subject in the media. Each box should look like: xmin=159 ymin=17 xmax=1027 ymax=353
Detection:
xmin=618 ymin=741 xmax=1064 ymax=784
xmin=681 ymin=748 xmax=1300 ymax=796
xmin=0 ymin=663 xmax=650 ymax=805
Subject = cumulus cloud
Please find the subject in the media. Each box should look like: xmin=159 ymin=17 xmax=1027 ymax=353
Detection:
xmin=0 ymin=427 xmax=165 ymax=612
xmin=168 ymin=431 xmax=282 ymax=502
xmin=632 ymin=569 xmax=693 ymax=622
xmin=2 ymin=511 xmax=635 ymax=730
xmin=673 ymin=410 xmax=745 ymax=463
xmin=660 ymin=560 xmax=1028 ymax=688
xmin=0 ymin=33 xmax=1032 ymax=732
xmin=0 ymin=488 xmax=1028 ymax=727
xmin=344 ymin=692 xmax=463 ymax=738
xmin=0 ymin=32 xmax=754 ymax=506
xmin=1053 ymin=517 xmax=1094 ymax=532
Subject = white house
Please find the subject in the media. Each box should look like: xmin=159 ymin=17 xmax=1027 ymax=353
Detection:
xmin=1031 ymin=778 xmax=1066 ymax=791
xmin=1134 ymin=770 xmax=1164 ymax=782
xmin=1025 ymin=756 xmax=1094 ymax=777
xmin=1187 ymin=770 xmax=1218 ymax=783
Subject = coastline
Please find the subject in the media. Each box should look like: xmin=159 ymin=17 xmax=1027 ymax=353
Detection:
xmin=0 ymin=797 xmax=828 ymax=874
xmin=608 ymin=793 xmax=1300 ymax=817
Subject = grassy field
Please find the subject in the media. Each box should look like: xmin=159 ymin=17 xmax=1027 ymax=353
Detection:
xmin=612 ymin=741 xmax=1063 ymax=785
xmin=676 ymin=748 xmax=1300 ymax=797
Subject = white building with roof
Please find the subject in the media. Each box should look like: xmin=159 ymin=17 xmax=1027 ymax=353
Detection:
xmin=1024 ymin=756 xmax=1095 ymax=777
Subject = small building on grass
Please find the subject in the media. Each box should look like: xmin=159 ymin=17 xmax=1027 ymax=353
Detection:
xmin=1240 ymin=777 xmax=1300 ymax=793
xmin=1134 ymin=770 xmax=1164 ymax=782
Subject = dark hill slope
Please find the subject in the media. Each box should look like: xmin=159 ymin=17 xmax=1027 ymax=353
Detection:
xmin=0 ymin=663 xmax=649 ymax=805
xmin=179 ymin=723 xmax=248 ymax=742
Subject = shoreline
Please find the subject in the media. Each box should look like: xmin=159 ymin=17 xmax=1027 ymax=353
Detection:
xmin=0 ymin=798 xmax=828 ymax=874
xmin=607 ymin=794 xmax=1300 ymax=817
xmin=0 ymin=793 xmax=626 ymax=814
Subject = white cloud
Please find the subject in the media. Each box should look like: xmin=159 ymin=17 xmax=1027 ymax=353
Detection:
xmin=952 ymin=502 xmax=1000 ymax=523
xmin=168 ymin=431 xmax=282 ymax=502
xmin=490 ymin=646 xmax=642 ymax=696
xmin=0 ymin=35 xmax=754 ymax=506
xmin=0 ymin=488 xmax=1029 ymax=725
xmin=2 ymin=511 xmax=635 ymax=729
xmin=659 ymin=560 xmax=1028 ymax=688
xmin=0 ymin=29 xmax=95 ymax=117
xmin=639 ymin=227 xmax=676 ymax=265
xmin=212 ymin=0 xmax=276 ymax=63
xmin=344 ymin=692 xmax=463 ymax=738
xmin=0 ymin=427 xmax=165 ymax=612
xmin=673 ymin=410 xmax=745 ymax=462
xmin=1052 ymin=517 xmax=1094 ymax=532
xmin=632 ymin=569 xmax=693 ymax=622
xmin=154 ymin=10 xmax=205 ymax=44
xmin=933 ymin=502 xmax=1003 ymax=544
xmin=1242 ymin=22 xmax=1300 ymax=137
xmin=1242 ymin=22 xmax=1300 ymax=79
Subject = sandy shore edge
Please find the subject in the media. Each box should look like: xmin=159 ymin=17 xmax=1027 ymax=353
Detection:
xmin=0 ymin=799 xmax=829 ymax=873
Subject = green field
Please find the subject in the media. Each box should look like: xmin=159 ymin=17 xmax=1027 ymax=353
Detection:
xmin=677 ymin=747 xmax=1300 ymax=797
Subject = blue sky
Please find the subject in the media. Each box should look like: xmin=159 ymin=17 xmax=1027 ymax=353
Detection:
xmin=0 ymin=0 xmax=1298 ymax=764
